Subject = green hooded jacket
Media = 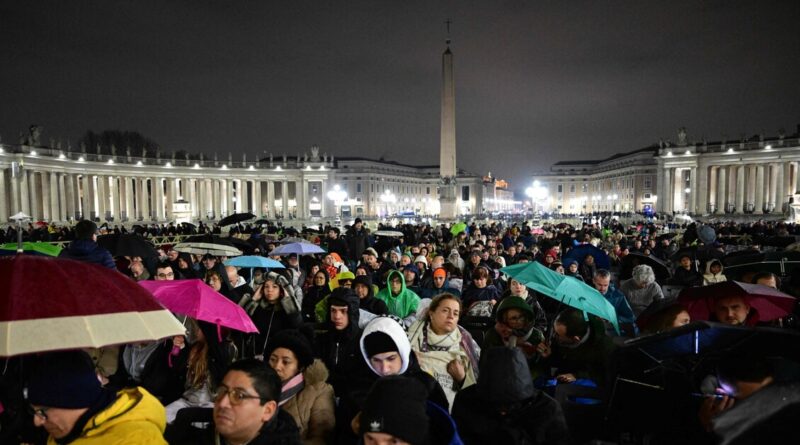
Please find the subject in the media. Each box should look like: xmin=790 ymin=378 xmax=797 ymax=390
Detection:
xmin=375 ymin=270 xmax=421 ymax=318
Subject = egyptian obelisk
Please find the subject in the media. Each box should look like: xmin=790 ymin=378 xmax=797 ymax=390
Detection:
xmin=439 ymin=21 xmax=458 ymax=220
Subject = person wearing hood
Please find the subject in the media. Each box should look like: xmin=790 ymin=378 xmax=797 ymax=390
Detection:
xmin=314 ymin=287 xmax=371 ymax=397
xmin=408 ymin=294 xmax=481 ymax=408
xmin=237 ymin=271 xmax=303 ymax=360
xmin=58 ymin=220 xmax=116 ymax=270
xmin=483 ymin=296 xmax=544 ymax=361
xmin=302 ymin=270 xmax=331 ymax=323
xmin=703 ymin=259 xmax=727 ymax=285
xmin=26 ymin=350 xmax=168 ymax=445
xmin=353 ymin=274 xmax=389 ymax=317
xmin=461 ymin=266 xmax=502 ymax=312
xmin=375 ymin=270 xmax=421 ymax=327
xmin=403 ymin=263 xmax=423 ymax=294
xmin=497 ymin=278 xmax=548 ymax=334
xmin=563 ymin=259 xmax=584 ymax=282
xmin=452 ymin=347 xmax=569 ymax=445
xmin=266 ymin=329 xmax=335 ymax=445
xmin=336 ymin=317 xmax=449 ymax=445
xmin=418 ymin=267 xmax=463 ymax=299
xmin=176 ymin=253 xmax=199 ymax=279
xmin=360 ymin=376 xmax=464 ymax=445
xmin=669 ymin=254 xmax=704 ymax=287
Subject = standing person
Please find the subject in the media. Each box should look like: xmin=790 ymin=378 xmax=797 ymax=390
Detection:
xmin=266 ymin=330 xmax=335 ymax=445
xmin=325 ymin=228 xmax=349 ymax=262
xmin=345 ymin=218 xmax=369 ymax=267
xmin=58 ymin=220 xmax=116 ymax=269
xmin=26 ymin=350 xmax=168 ymax=444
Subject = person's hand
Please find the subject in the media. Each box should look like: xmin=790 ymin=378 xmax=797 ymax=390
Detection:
xmin=537 ymin=342 xmax=552 ymax=358
xmin=698 ymin=394 xmax=735 ymax=432
xmin=556 ymin=373 xmax=577 ymax=383
xmin=447 ymin=359 xmax=466 ymax=384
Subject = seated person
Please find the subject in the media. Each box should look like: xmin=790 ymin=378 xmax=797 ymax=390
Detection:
xmin=619 ymin=264 xmax=665 ymax=317
xmin=484 ymin=295 xmax=544 ymax=360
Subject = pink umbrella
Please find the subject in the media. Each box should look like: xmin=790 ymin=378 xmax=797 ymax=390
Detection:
xmin=532 ymin=228 xmax=545 ymax=235
xmin=139 ymin=279 xmax=259 ymax=334
xmin=678 ymin=281 xmax=797 ymax=323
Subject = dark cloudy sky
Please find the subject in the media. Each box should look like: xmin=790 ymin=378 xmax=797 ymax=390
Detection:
xmin=2 ymin=1 xmax=799 ymax=194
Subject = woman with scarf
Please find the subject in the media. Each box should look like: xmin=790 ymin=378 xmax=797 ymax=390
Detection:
xmin=176 ymin=253 xmax=198 ymax=279
xmin=408 ymin=293 xmax=481 ymax=408
xmin=266 ymin=329 xmax=335 ymax=445
xmin=236 ymin=270 xmax=302 ymax=359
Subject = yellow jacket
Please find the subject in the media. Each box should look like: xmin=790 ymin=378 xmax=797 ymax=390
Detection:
xmin=47 ymin=387 xmax=167 ymax=445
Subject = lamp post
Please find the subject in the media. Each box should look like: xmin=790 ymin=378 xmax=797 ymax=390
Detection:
xmin=327 ymin=184 xmax=347 ymax=219
xmin=379 ymin=189 xmax=396 ymax=217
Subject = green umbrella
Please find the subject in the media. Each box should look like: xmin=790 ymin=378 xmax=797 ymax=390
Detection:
xmin=450 ymin=222 xmax=467 ymax=236
xmin=501 ymin=261 xmax=620 ymax=334
xmin=0 ymin=242 xmax=62 ymax=257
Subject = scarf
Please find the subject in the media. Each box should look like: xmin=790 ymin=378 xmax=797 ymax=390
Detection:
xmin=279 ymin=372 xmax=305 ymax=406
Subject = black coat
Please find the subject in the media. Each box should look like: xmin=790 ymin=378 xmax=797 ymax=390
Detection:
xmin=452 ymin=348 xmax=569 ymax=445
xmin=345 ymin=227 xmax=369 ymax=261
xmin=314 ymin=290 xmax=369 ymax=396
xmin=169 ymin=408 xmax=302 ymax=445
xmin=107 ymin=340 xmax=187 ymax=405
xmin=240 ymin=303 xmax=302 ymax=359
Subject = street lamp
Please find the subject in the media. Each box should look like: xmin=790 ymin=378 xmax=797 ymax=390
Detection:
xmin=379 ymin=189 xmax=396 ymax=217
xmin=327 ymin=184 xmax=347 ymax=219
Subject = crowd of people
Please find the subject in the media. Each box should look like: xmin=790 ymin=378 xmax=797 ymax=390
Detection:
xmin=2 ymin=215 xmax=800 ymax=445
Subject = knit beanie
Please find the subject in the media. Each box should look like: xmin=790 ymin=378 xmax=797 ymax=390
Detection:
xmin=265 ymin=328 xmax=314 ymax=369
xmin=360 ymin=376 xmax=429 ymax=445
xmin=353 ymin=274 xmax=373 ymax=289
xmin=26 ymin=350 xmax=104 ymax=409
xmin=363 ymin=331 xmax=398 ymax=357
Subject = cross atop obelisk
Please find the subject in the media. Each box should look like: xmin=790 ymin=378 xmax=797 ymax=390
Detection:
xmin=439 ymin=19 xmax=458 ymax=219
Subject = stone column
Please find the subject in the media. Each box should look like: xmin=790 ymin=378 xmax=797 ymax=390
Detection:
xmin=662 ymin=168 xmax=672 ymax=213
xmin=708 ymin=167 xmax=718 ymax=213
xmin=252 ymin=180 xmax=262 ymax=216
xmin=696 ymin=165 xmax=708 ymax=215
xmin=715 ymin=167 xmax=726 ymax=213
xmin=141 ymin=178 xmax=151 ymax=220
xmin=0 ymin=168 xmax=7 ymax=222
xmin=19 ymin=169 xmax=30 ymax=216
xmin=165 ymin=178 xmax=175 ymax=220
xmin=320 ymin=179 xmax=327 ymax=218
xmin=266 ymin=180 xmax=275 ymax=218
xmin=189 ymin=178 xmax=199 ymax=219
xmin=27 ymin=171 xmax=38 ymax=219
xmin=295 ymin=179 xmax=305 ymax=219
xmin=80 ymin=174 xmax=90 ymax=219
xmin=123 ymin=177 xmax=133 ymax=221
xmin=689 ymin=167 xmax=698 ymax=214
xmin=735 ymin=166 xmax=745 ymax=213
xmin=110 ymin=176 xmax=120 ymax=221
xmin=64 ymin=174 xmax=76 ymax=220
xmin=212 ymin=179 xmax=221 ymax=219
xmin=227 ymin=179 xmax=236 ymax=215
xmin=48 ymin=171 xmax=59 ymax=221
xmin=302 ymin=179 xmax=309 ymax=219
xmin=795 ymin=162 xmax=800 ymax=195
xmin=755 ymin=164 xmax=765 ymax=214
xmin=41 ymin=172 xmax=51 ymax=221
xmin=776 ymin=163 xmax=786 ymax=213
xmin=766 ymin=164 xmax=777 ymax=213
xmin=9 ymin=167 xmax=20 ymax=215
xmin=281 ymin=180 xmax=289 ymax=218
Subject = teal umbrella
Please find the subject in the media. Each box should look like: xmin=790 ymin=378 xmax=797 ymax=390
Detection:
xmin=501 ymin=261 xmax=620 ymax=334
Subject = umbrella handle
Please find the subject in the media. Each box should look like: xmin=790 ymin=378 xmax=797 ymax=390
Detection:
xmin=217 ymin=323 xmax=223 ymax=343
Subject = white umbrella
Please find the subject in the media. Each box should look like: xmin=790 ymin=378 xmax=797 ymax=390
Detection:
xmin=173 ymin=242 xmax=242 ymax=257
xmin=374 ymin=230 xmax=404 ymax=237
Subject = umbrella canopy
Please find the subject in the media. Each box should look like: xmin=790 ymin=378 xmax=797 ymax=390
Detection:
xmin=139 ymin=280 xmax=258 ymax=333
xmin=180 ymin=222 xmax=197 ymax=230
xmin=620 ymin=253 xmax=672 ymax=284
xmin=562 ymin=244 xmax=611 ymax=270
xmin=174 ymin=242 xmax=242 ymax=257
xmin=270 ymin=242 xmax=326 ymax=256
xmin=501 ymin=261 xmax=619 ymax=333
xmin=0 ymin=256 xmax=185 ymax=356
xmin=373 ymin=230 xmax=404 ymax=237
xmin=0 ymin=242 xmax=61 ymax=257
xmin=253 ymin=219 xmax=269 ymax=225
xmin=224 ymin=256 xmax=285 ymax=269
xmin=218 ymin=212 xmax=256 ymax=227
xmin=677 ymin=281 xmax=797 ymax=323
xmin=724 ymin=250 xmax=800 ymax=279
xmin=450 ymin=222 xmax=467 ymax=236
xmin=532 ymin=228 xmax=545 ymax=235
xmin=97 ymin=233 xmax=160 ymax=258
xmin=180 ymin=234 xmax=251 ymax=255
xmin=279 ymin=236 xmax=308 ymax=244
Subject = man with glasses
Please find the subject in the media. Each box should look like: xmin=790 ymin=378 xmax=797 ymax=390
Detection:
xmin=209 ymin=359 xmax=300 ymax=445
xmin=26 ymin=350 xmax=167 ymax=444
xmin=155 ymin=261 xmax=176 ymax=281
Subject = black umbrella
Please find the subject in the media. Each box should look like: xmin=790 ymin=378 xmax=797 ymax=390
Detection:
xmin=620 ymin=252 xmax=672 ymax=284
xmin=96 ymin=233 xmax=159 ymax=258
xmin=656 ymin=233 xmax=677 ymax=242
xmin=723 ymin=250 xmax=800 ymax=279
xmin=253 ymin=219 xmax=269 ymax=225
xmin=180 ymin=222 xmax=197 ymax=229
xmin=218 ymin=212 xmax=256 ymax=227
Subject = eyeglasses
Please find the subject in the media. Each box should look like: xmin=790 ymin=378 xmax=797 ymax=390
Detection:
xmin=157 ymin=272 xmax=175 ymax=278
xmin=213 ymin=387 xmax=263 ymax=405
xmin=28 ymin=405 xmax=49 ymax=421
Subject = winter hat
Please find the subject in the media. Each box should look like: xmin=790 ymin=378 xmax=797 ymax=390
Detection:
xmin=354 ymin=217 xmax=363 ymax=224
xmin=414 ymin=256 xmax=428 ymax=266
xmin=353 ymin=274 xmax=373 ymax=289
xmin=364 ymin=247 xmax=379 ymax=258
xmin=265 ymin=328 xmax=314 ymax=370
xmin=403 ymin=264 xmax=420 ymax=276
xmin=360 ymin=376 xmax=429 ymax=445
xmin=363 ymin=331 xmax=398 ymax=357
xmin=26 ymin=350 xmax=105 ymax=409
xmin=328 ymin=286 xmax=358 ymax=308
xmin=433 ymin=267 xmax=447 ymax=279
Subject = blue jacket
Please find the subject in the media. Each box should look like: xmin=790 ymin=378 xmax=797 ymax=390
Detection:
xmin=603 ymin=284 xmax=638 ymax=335
xmin=59 ymin=239 xmax=116 ymax=269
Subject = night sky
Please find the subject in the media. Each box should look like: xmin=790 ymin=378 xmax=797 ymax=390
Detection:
xmin=2 ymin=1 xmax=799 ymax=194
